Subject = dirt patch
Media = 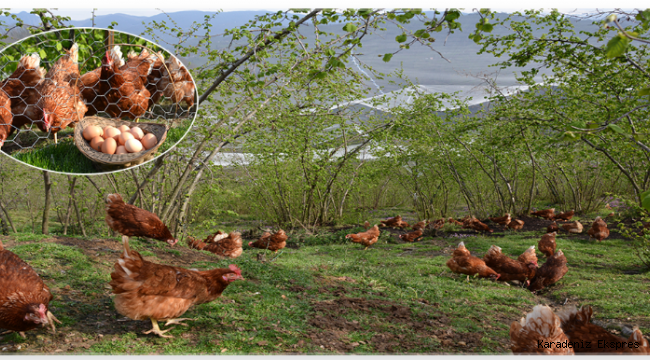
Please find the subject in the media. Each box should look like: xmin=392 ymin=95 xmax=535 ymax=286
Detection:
xmin=306 ymin=296 xmax=482 ymax=353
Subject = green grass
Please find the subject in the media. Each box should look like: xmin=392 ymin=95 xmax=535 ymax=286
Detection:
xmin=0 ymin=227 xmax=648 ymax=354
xmin=12 ymin=136 xmax=97 ymax=173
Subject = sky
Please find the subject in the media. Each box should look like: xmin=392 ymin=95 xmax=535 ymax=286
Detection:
xmin=8 ymin=0 xmax=647 ymax=20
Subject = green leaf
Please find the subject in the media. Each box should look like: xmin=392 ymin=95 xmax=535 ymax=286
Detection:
xmin=643 ymin=196 xmax=650 ymax=212
xmin=56 ymin=42 xmax=62 ymax=51
xmin=382 ymin=53 xmax=393 ymax=62
xmin=38 ymin=49 xmax=47 ymax=59
xmin=605 ymin=33 xmax=631 ymax=58
xmin=640 ymin=189 xmax=650 ymax=201
xmin=586 ymin=122 xmax=600 ymax=129
xmin=395 ymin=33 xmax=407 ymax=43
xmin=607 ymin=124 xmax=626 ymax=134
xmin=638 ymin=87 xmax=650 ymax=96
xmin=434 ymin=25 xmax=443 ymax=32
xmin=342 ymin=23 xmax=357 ymax=33
xmin=481 ymin=23 xmax=494 ymax=32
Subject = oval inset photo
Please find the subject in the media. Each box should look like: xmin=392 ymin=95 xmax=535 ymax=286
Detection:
xmin=0 ymin=28 xmax=197 ymax=174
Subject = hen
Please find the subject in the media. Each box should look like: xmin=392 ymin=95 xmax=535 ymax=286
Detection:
xmin=489 ymin=213 xmax=511 ymax=228
xmin=379 ymin=215 xmax=409 ymax=229
xmin=1 ymin=53 xmax=46 ymax=138
xmin=483 ymin=245 xmax=538 ymax=284
xmin=448 ymin=217 xmax=464 ymax=226
xmin=446 ymin=242 xmax=500 ymax=280
xmin=430 ymin=218 xmax=446 ymax=230
xmin=506 ymin=219 xmax=524 ymax=231
xmin=147 ymin=54 xmax=195 ymax=108
xmin=248 ymin=229 xmax=288 ymax=253
xmin=547 ymin=221 xmax=559 ymax=233
xmin=0 ymin=90 xmax=11 ymax=148
xmin=399 ymin=229 xmax=423 ymax=242
xmin=362 ymin=221 xmax=371 ymax=230
xmin=79 ymin=46 xmax=124 ymax=116
xmin=412 ymin=220 xmax=428 ymax=231
xmin=187 ymin=231 xmax=243 ymax=258
xmin=109 ymin=237 xmax=244 ymax=338
xmin=37 ymin=43 xmax=87 ymax=142
xmin=465 ymin=218 xmax=493 ymax=233
xmin=528 ymin=250 xmax=568 ymax=292
xmin=346 ymin=225 xmax=380 ymax=250
xmin=531 ymin=208 xmax=555 ymax=220
xmin=538 ymin=232 xmax=557 ymax=258
xmin=562 ymin=221 xmax=583 ymax=234
xmin=0 ymin=240 xmax=60 ymax=336
xmin=100 ymin=46 xmax=154 ymax=119
xmin=554 ymin=210 xmax=575 ymax=222
xmin=510 ymin=305 xmax=574 ymax=355
xmin=105 ymin=193 xmax=178 ymax=247
xmin=586 ymin=217 xmax=609 ymax=242
xmin=556 ymin=305 xmax=650 ymax=354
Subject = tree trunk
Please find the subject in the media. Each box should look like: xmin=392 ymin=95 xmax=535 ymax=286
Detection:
xmin=63 ymin=176 xmax=77 ymax=235
xmin=42 ymin=171 xmax=52 ymax=235
xmin=0 ymin=199 xmax=17 ymax=233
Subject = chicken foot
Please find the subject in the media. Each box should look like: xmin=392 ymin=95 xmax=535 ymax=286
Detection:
xmin=143 ymin=318 xmax=174 ymax=338
xmin=164 ymin=318 xmax=194 ymax=327
xmin=0 ymin=330 xmax=27 ymax=337
xmin=46 ymin=310 xmax=61 ymax=333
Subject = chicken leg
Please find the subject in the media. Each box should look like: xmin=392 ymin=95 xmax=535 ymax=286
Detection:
xmin=143 ymin=318 xmax=174 ymax=338
xmin=46 ymin=310 xmax=61 ymax=333
xmin=164 ymin=318 xmax=194 ymax=327
xmin=122 ymin=235 xmax=131 ymax=259
xmin=54 ymin=132 xmax=57 ymax=144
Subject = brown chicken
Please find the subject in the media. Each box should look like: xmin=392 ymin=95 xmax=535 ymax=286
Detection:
xmin=109 ymin=237 xmax=244 ymax=338
xmin=484 ymin=245 xmax=538 ymax=284
xmin=538 ymin=232 xmax=557 ymax=258
xmin=547 ymin=221 xmax=559 ymax=233
xmin=448 ymin=217 xmax=464 ymax=226
xmin=97 ymin=46 xmax=153 ymax=119
xmin=531 ymin=208 xmax=555 ymax=220
xmin=346 ymin=225 xmax=380 ymax=250
xmin=489 ymin=213 xmax=511 ymax=228
xmin=556 ymin=305 xmax=650 ymax=354
xmin=0 ymin=240 xmax=60 ymax=336
xmin=105 ymin=193 xmax=178 ymax=247
xmin=79 ymin=46 xmax=124 ymax=116
xmin=506 ymin=219 xmax=524 ymax=231
xmin=528 ymin=250 xmax=568 ymax=292
xmin=147 ymin=54 xmax=196 ymax=108
xmin=465 ymin=218 xmax=493 ymax=233
xmin=187 ymin=232 xmax=243 ymax=258
xmin=379 ymin=215 xmax=409 ymax=229
xmin=399 ymin=229 xmax=423 ymax=242
xmin=510 ymin=305 xmax=574 ymax=355
xmin=412 ymin=220 xmax=428 ymax=231
xmin=446 ymin=242 xmax=500 ymax=280
xmin=554 ymin=210 xmax=575 ymax=222
xmin=562 ymin=221 xmax=583 ymax=234
xmin=1 ymin=53 xmax=46 ymax=137
xmin=430 ymin=218 xmax=446 ymax=230
xmin=248 ymin=229 xmax=288 ymax=253
xmin=362 ymin=221 xmax=371 ymax=230
xmin=0 ymin=90 xmax=11 ymax=148
xmin=587 ymin=217 xmax=609 ymax=242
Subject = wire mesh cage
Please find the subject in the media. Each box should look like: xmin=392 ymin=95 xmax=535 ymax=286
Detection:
xmin=0 ymin=27 xmax=198 ymax=173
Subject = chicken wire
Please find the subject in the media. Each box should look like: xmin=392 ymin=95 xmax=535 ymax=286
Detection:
xmin=0 ymin=28 xmax=197 ymax=154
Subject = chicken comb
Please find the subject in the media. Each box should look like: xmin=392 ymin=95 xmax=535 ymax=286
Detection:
xmin=228 ymin=264 xmax=242 ymax=276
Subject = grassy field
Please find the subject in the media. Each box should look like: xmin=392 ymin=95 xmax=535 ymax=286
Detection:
xmin=0 ymin=220 xmax=648 ymax=354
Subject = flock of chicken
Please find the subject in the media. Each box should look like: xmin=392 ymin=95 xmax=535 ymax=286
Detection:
xmin=0 ymin=43 xmax=195 ymax=147
xmin=0 ymin=193 xmax=286 ymax=339
xmin=0 ymin=198 xmax=642 ymax=353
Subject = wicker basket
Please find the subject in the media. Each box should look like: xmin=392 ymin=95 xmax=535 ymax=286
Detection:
xmin=74 ymin=116 xmax=168 ymax=171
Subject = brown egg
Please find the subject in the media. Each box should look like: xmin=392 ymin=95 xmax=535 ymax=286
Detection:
xmin=90 ymin=136 xmax=105 ymax=152
xmin=117 ymin=125 xmax=131 ymax=133
xmin=118 ymin=131 xmax=135 ymax=146
xmin=129 ymin=127 xmax=144 ymax=140
xmin=83 ymin=125 xmax=103 ymax=141
xmin=125 ymin=139 xmax=143 ymax=153
xmin=103 ymin=126 xmax=121 ymax=141
xmin=141 ymin=133 xmax=158 ymax=150
xmin=101 ymin=138 xmax=117 ymax=155
xmin=115 ymin=145 xmax=128 ymax=154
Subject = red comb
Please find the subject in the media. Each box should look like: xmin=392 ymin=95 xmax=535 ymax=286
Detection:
xmin=228 ymin=264 xmax=241 ymax=276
